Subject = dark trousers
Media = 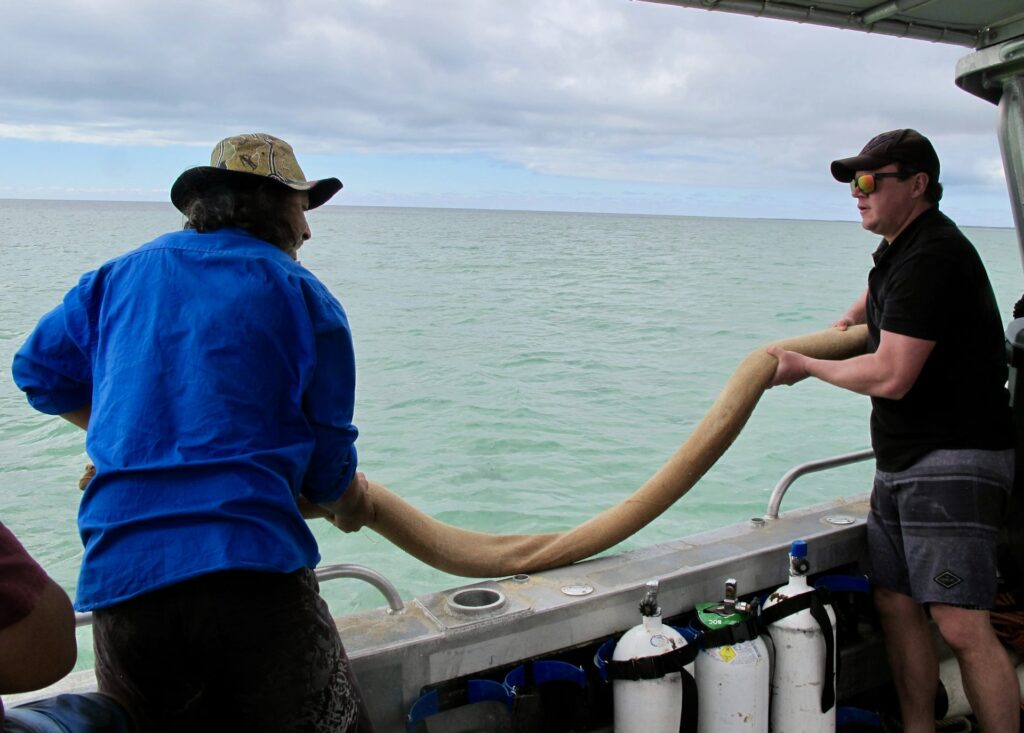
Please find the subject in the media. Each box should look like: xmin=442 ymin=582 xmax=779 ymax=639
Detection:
xmin=93 ymin=569 xmax=374 ymax=732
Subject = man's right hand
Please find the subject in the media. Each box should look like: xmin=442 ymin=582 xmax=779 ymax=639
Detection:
xmin=78 ymin=463 xmax=95 ymax=491
xmin=766 ymin=345 xmax=809 ymax=388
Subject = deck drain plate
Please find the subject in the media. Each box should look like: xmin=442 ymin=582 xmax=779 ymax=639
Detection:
xmin=823 ymin=515 xmax=856 ymax=525
xmin=561 ymin=584 xmax=594 ymax=596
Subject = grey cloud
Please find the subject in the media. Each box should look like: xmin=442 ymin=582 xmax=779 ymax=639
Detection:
xmin=0 ymin=0 xmax=1003 ymax=189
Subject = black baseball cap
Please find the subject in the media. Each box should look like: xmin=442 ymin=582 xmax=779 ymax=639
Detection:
xmin=830 ymin=129 xmax=940 ymax=183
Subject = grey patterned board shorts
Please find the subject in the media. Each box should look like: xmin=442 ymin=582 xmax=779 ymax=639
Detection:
xmin=867 ymin=448 xmax=1014 ymax=609
xmin=93 ymin=568 xmax=374 ymax=732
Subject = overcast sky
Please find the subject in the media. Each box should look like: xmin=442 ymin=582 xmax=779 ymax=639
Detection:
xmin=0 ymin=0 xmax=1012 ymax=226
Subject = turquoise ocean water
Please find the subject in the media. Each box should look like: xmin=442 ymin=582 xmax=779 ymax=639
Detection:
xmin=1 ymin=199 xmax=1020 ymax=671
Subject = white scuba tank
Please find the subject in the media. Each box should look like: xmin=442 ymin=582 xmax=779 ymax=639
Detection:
xmin=695 ymin=579 xmax=770 ymax=733
xmin=612 ymin=580 xmax=692 ymax=732
xmin=763 ymin=540 xmax=837 ymax=733
xmin=937 ymin=655 xmax=1024 ymax=720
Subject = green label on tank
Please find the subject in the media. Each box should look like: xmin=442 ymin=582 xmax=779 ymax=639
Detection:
xmin=696 ymin=601 xmax=746 ymax=629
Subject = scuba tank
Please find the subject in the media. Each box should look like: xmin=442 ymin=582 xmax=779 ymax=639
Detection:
xmin=611 ymin=580 xmax=693 ymax=732
xmin=762 ymin=539 xmax=837 ymax=733
xmin=936 ymin=654 xmax=1024 ymax=721
xmin=694 ymin=579 xmax=770 ymax=733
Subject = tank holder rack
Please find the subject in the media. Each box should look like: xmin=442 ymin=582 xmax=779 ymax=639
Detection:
xmin=405 ymin=660 xmax=586 ymax=733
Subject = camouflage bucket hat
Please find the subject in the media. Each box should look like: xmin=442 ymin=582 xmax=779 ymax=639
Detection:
xmin=170 ymin=133 xmax=342 ymax=213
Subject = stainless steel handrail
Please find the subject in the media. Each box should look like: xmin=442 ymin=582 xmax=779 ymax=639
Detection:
xmin=764 ymin=448 xmax=874 ymax=520
xmin=316 ymin=562 xmax=405 ymax=614
xmin=73 ymin=562 xmax=404 ymax=627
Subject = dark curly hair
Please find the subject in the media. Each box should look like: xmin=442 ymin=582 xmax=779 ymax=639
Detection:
xmin=181 ymin=181 xmax=302 ymax=256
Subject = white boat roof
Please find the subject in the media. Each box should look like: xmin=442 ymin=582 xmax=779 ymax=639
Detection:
xmin=641 ymin=0 xmax=1024 ymax=49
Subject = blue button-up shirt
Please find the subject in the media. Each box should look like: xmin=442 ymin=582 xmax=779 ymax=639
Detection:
xmin=13 ymin=228 xmax=358 ymax=611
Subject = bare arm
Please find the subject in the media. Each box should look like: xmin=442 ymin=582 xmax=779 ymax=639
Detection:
xmin=319 ymin=472 xmax=374 ymax=532
xmin=0 ymin=576 xmax=77 ymax=694
xmin=768 ymin=329 xmax=934 ymax=399
xmin=60 ymin=405 xmax=91 ymax=431
xmin=297 ymin=495 xmax=330 ymax=520
xmin=299 ymin=472 xmax=375 ymax=533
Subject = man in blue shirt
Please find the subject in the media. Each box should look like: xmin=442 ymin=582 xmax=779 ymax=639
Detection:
xmin=13 ymin=133 xmax=375 ymax=732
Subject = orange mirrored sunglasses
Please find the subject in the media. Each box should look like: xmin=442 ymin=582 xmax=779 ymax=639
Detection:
xmin=850 ymin=172 xmax=906 ymax=194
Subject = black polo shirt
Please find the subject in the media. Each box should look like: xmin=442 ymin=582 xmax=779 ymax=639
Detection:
xmin=866 ymin=207 xmax=1013 ymax=471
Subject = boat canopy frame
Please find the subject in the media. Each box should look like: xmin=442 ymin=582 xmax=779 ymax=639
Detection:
xmin=640 ymin=1 xmax=1024 ymax=50
xmin=643 ymin=0 xmax=1024 ymax=269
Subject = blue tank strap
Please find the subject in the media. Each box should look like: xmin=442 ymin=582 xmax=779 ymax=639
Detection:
xmin=406 ymin=658 xmax=590 ymax=732
xmin=504 ymin=660 xmax=586 ymax=692
xmin=814 ymin=574 xmax=871 ymax=594
xmin=405 ymin=679 xmax=514 ymax=733
xmin=593 ymin=638 xmax=617 ymax=683
xmin=837 ymin=706 xmax=882 ymax=728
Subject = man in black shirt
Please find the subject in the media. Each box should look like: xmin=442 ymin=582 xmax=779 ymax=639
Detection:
xmin=768 ymin=129 xmax=1017 ymax=733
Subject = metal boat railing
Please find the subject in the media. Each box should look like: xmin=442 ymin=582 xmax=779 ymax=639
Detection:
xmin=68 ymin=449 xmax=881 ymax=628
xmin=69 ymin=451 xmax=879 ymax=627
xmin=764 ymin=448 xmax=874 ymax=520
xmin=73 ymin=562 xmax=404 ymax=627
xmin=70 ymin=451 xmax=881 ymax=627
xmin=317 ymin=562 xmax=405 ymax=614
